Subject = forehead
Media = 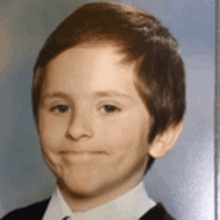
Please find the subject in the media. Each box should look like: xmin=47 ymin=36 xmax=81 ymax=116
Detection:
xmin=44 ymin=44 xmax=139 ymax=99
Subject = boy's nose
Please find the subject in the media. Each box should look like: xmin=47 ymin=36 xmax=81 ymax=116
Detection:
xmin=66 ymin=110 xmax=94 ymax=141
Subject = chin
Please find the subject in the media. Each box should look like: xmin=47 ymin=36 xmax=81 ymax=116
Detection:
xmin=57 ymin=172 xmax=112 ymax=198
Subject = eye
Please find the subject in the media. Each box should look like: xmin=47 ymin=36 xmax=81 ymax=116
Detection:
xmin=50 ymin=104 xmax=70 ymax=114
xmin=101 ymin=104 xmax=120 ymax=114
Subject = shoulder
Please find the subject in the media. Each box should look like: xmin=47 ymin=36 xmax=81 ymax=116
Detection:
xmin=1 ymin=198 xmax=50 ymax=220
xmin=139 ymin=203 xmax=176 ymax=220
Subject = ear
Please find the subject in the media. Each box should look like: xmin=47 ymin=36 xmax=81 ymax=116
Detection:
xmin=149 ymin=121 xmax=184 ymax=158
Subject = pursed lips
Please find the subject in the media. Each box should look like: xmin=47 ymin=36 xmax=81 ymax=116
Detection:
xmin=60 ymin=150 xmax=106 ymax=154
xmin=60 ymin=150 xmax=107 ymax=163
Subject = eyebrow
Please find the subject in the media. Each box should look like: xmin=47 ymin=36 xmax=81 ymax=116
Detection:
xmin=40 ymin=92 xmax=71 ymax=102
xmin=92 ymin=90 xmax=133 ymax=101
xmin=41 ymin=90 xmax=134 ymax=102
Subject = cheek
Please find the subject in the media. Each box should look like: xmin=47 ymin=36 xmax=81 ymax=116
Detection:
xmin=95 ymin=121 xmax=150 ymax=179
xmin=38 ymin=111 xmax=68 ymax=150
xmin=97 ymin=117 xmax=149 ymax=158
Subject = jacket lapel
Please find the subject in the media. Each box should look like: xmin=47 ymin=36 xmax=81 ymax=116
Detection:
xmin=139 ymin=203 xmax=175 ymax=220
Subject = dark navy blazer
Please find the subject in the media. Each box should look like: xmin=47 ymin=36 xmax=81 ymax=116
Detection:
xmin=1 ymin=198 xmax=175 ymax=220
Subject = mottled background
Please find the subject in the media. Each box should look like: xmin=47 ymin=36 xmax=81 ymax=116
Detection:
xmin=0 ymin=0 xmax=214 ymax=219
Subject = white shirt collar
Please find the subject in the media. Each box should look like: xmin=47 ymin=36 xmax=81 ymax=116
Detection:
xmin=43 ymin=181 xmax=156 ymax=220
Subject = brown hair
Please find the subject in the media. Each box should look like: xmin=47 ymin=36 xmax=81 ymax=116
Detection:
xmin=32 ymin=2 xmax=186 ymax=174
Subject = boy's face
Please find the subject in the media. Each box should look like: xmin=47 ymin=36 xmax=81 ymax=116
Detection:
xmin=38 ymin=44 xmax=154 ymax=200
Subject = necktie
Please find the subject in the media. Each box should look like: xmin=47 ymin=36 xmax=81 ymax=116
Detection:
xmin=62 ymin=217 xmax=70 ymax=220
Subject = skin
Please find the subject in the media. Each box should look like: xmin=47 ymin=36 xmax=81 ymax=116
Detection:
xmin=38 ymin=44 xmax=183 ymax=212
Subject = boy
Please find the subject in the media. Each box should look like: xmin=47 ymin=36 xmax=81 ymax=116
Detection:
xmin=2 ymin=2 xmax=185 ymax=220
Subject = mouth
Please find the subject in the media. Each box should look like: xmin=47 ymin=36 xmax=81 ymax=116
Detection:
xmin=60 ymin=150 xmax=105 ymax=155
xmin=60 ymin=150 xmax=106 ymax=162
